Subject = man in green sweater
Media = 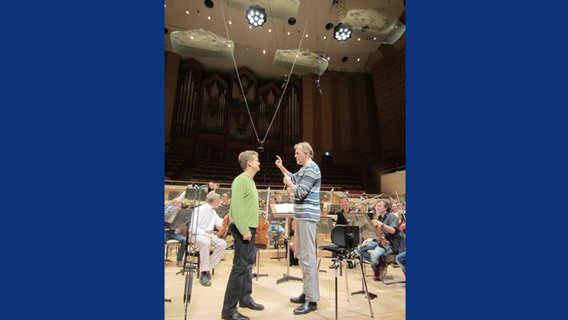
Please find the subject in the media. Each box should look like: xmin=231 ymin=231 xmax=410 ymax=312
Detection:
xmin=221 ymin=150 xmax=264 ymax=320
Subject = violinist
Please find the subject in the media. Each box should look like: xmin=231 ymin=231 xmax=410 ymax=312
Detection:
xmin=358 ymin=199 xmax=405 ymax=281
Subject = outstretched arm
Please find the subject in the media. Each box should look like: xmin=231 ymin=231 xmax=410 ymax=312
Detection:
xmin=275 ymin=155 xmax=290 ymax=176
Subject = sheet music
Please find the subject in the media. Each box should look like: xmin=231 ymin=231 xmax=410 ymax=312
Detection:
xmin=270 ymin=203 xmax=294 ymax=219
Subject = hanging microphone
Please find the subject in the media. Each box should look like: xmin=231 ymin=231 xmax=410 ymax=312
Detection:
xmin=315 ymin=79 xmax=323 ymax=95
xmin=281 ymin=74 xmax=289 ymax=89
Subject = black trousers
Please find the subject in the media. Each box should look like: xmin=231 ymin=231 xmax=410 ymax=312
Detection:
xmin=221 ymin=224 xmax=257 ymax=316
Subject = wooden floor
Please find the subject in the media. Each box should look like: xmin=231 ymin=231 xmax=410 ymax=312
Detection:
xmin=165 ymin=247 xmax=406 ymax=320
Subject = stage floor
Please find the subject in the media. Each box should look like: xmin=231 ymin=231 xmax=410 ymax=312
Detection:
xmin=165 ymin=247 xmax=405 ymax=320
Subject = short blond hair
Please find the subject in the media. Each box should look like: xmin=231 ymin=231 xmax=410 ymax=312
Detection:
xmin=238 ymin=150 xmax=259 ymax=170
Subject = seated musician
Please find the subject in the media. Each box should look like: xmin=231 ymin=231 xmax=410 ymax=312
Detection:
xmin=188 ymin=192 xmax=227 ymax=286
xmin=164 ymin=198 xmax=188 ymax=267
xmin=267 ymin=194 xmax=285 ymax=249
xmin=216 ymin=193 xmax=231 ymax=218
xmin=358 ymin=199 xmax=406 ymax=281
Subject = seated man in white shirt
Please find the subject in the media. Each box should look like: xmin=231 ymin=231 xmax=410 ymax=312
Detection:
xmin=188 ymin=192 xmax=227 ymax=286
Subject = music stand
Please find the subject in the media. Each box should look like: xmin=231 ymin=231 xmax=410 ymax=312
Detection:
xmin=271 ymin=203 xmax=302 ymax=284
xmin=348 ymin=213 xmax=381 ymax=240
xmin=346 ymin=213 xmax=379 ymax=300
xmin=168 ymin=208 xmax=193 ymax=231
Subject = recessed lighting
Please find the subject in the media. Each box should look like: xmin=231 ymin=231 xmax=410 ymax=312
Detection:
xmin=262 ymin=49 xmax=266 ymax=54
xmin=323 ymin=36 xmax=327 ymax=40
xmin=185 ymin=10 xmax=189 ymax=14
xmin=228 ymin=20 xmax=232 ymax=25
xmin=207 ymin=16 xmax=211 ymax=20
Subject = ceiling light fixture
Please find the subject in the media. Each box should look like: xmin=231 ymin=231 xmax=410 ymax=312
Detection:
xmin=333 ymin=23 xmax=352 ymax=41
xmin=246 ymin=5 xmax=267 ymax=28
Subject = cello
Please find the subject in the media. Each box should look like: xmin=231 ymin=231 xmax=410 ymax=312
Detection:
xmin=255 ymin=187 xmax=270 ymax=248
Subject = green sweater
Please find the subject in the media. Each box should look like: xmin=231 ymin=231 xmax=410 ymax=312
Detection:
xmin=229 ymin=172 xmax=259 ymax=235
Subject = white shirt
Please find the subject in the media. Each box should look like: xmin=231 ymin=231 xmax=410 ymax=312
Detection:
xmin=188 ymin=204 xmax=224 ymax=236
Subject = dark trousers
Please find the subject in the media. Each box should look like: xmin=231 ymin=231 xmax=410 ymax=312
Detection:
xmin=222 ymin=224 xmax=257 ymax=316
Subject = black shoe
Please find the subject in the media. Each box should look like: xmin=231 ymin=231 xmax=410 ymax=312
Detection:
xmin=289 ymin=293 xmax=305 ymax=304
xmin=221 ymin=311 xmax=250 ymax=320
xmin=239 ymin=300 xmax=264 ymax=310
xmin=199 ymin=272 xmax=211 ymax=286
xmin=293 ymin=301 xmax=317 ymax=315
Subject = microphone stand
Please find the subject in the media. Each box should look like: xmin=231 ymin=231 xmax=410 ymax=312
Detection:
xmin=175 ymin=185 xmax=203 ymax=320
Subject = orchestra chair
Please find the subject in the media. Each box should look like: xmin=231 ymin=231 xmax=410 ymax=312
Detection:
xmin=164 ymin=239 xmax=180 ymax=263
xmin=186 ymin=243 xmax=215 ymax=279
xmin=317 ymin=225 xmax=375 ymax=320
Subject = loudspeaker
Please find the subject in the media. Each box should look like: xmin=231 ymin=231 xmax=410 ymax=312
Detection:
xmin=382 ymin=20 xmax=406 ymax=45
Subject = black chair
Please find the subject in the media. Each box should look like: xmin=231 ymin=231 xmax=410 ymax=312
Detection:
xmin=318 ymin=225 xmax=375 ymax=320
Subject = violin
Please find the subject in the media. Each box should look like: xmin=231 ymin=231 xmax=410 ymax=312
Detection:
xmin=374 ymin=214 xmax=390 ymax=248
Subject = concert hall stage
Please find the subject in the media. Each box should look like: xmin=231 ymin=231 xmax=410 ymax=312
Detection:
xmin=165 ymin=247 xmax=405 ymax=320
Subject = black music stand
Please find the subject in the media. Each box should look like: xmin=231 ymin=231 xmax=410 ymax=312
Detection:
xmin=272 ymin=203 xmax=302 ymax=284
xmin=347 ymin=213 xmax=380 ymax=299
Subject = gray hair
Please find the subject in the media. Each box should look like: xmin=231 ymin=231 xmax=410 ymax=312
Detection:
xmin=294 ymin=141 xmax=314 ymax=158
